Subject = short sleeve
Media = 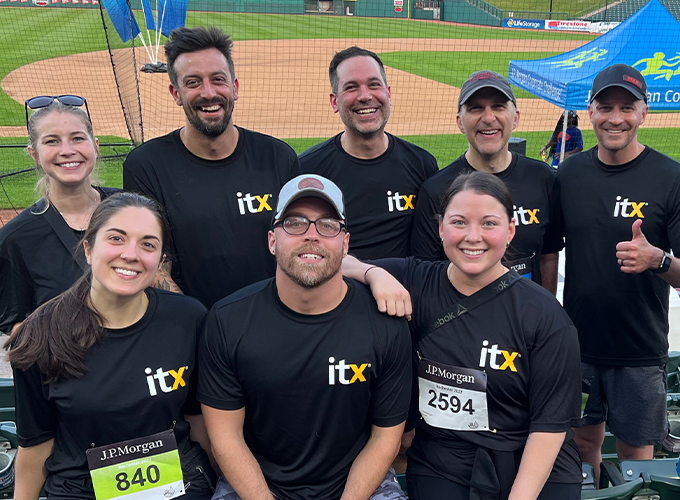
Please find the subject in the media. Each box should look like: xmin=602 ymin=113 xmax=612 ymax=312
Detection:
xmin=410 ymin=186 xmax=446 ymax=261
xmin=370 ymin=320 xmax=412 ymax=427
xmin=197 ymin=306 xmax=244 ymax=411
xmin=528 ymin=322 xmax=581 ymax=433
xmin=14 ymin=364 xmax=58 ymax=447
xmin=0 ymin=253 xmax=33 ymax=334
xmin=123 ymin=153 xmax=158 ymax=200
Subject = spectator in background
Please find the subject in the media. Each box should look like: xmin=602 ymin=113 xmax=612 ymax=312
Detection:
xmin=541 ymin=111 xmax=583 ymax=167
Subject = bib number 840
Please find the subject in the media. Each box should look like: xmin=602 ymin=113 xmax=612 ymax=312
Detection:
xmin=427 ymin=389 xmax=475 ymax=414
xmin=116 ymin=465 xmax=161 ymax=491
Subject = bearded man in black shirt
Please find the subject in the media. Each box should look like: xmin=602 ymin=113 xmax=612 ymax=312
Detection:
xmin=198 ymin=175 xmax=411 ymax=500
xmin=124 ymin=26 xmax=300 ymax=307
xmin=558 ymin=64 xmax=680 ymax=476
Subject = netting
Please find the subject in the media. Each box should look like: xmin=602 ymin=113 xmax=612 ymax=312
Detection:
xmin=1 ymin=0 xmax=680 ymax=216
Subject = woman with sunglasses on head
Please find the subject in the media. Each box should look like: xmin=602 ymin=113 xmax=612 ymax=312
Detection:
xmin=0 ymin=96 xmax=120 ymax=335
xmin=6 ymin=192 xmax=216 ymax=499
xmin=344 ymin=172 xmax=582 ymax=500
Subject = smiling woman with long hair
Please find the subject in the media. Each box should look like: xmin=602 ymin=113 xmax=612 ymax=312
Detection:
xmin=6 ymin=192 xmax=215 ymax=500
xmin=344 ymin=171 xmax=582 ymax=500
xmin=0 ymin=97 xmax=120 ymax=336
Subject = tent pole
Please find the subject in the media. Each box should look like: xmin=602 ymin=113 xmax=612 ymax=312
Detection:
xmin=559 ymin=109 xmax=568 ymax=166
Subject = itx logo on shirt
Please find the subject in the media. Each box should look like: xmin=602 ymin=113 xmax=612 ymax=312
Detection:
xmin=328 ymin=357 xmax=371 ymax=385
xmin=613 ymin=196 xmax=647 ymax=218
xmin=513 ymin=205 xmax=540 ymax=226
xmin=386 ymin=191 xmax=415 ymax=212
xmin=237 ymin=192 xmax=273 ymax=215
xmin=478 ymin=341 xmax=520 ymax=372
xmin=145 ymin=366 xmax=187 ymax=396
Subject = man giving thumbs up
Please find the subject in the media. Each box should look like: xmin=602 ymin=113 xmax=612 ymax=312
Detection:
xmin=556 ymin=64 xmax=680 ymax=479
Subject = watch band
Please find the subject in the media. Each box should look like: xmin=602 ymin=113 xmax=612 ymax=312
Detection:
xmin=652 ymin=251 xmax=672 ymax=274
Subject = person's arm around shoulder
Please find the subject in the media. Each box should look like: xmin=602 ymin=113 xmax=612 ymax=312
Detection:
xmin=508 ymin=431 xmax=565 ymax=500
xmin=340 ymin=423 xmax=405 ymax=500
xmin=202 ymin=405 xmax=274 ymax=500
xmin=343 ymin=256 xmax=412 ymax=319
xmin=14 ymin=440 xmax=54 ymax=500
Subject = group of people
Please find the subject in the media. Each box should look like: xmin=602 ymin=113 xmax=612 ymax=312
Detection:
xmin=0 ymin=23 xmax=678 ymax=500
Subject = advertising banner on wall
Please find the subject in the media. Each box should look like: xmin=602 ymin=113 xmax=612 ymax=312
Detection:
xmin=503 ymin=18 xmax=544 ymax=29
xmin=544 ymin=19 xmax=592 ymax=32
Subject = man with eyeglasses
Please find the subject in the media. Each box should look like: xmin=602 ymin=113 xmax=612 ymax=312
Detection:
xmin=124 ymin=26 xmax=300 ymax=307
xmin=198 ymin=174 xmax=411 ymax=500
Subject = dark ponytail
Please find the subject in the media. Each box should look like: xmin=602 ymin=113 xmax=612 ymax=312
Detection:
xmin=5 ymin=192 xmax=170 ymax=382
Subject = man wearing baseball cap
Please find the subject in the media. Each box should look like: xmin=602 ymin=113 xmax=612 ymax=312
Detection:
xmin=411 ymin=70 xmax=563 ymax=294
xmin=558 ymin=63 xmax=680 ymax=473
xmin=198 ymin=174 xmax=411 ymax=500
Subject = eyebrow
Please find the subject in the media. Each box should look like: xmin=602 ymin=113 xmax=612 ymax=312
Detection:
xmin=105 ymin=228 xmax=161 ymax=241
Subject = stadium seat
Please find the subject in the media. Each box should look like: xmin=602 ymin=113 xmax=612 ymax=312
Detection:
xmin=582 ymin=462 xmax=596 ymax=490
xmin=580 ymin=477 xmax=644 ymax=500
xmin=648 ymin=474 xmax=680 ymax=498
xmin=619 ymin=459 xmax=679 ymax=480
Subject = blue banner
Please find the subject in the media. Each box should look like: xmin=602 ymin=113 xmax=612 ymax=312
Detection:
xmin=503 ymin=18 xmax=544 ymax=30
xmin=141 ymin=0 xmax=156 ymax=31
xmin=158 ymin=0 xmax=187 ymax=38
xmin=101 ymin=0 xmax=140 ymax=43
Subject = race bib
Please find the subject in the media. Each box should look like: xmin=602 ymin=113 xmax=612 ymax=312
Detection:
xmin=418 ymin=358 xmax=489 ymax=431
xmin=86 ymin=430 xmax=184 ymax=500
xmin=503 ymin=254 xmax=534 ymax=280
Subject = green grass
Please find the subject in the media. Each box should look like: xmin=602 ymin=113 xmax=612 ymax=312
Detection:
xmin=381 ymin=51 xmax=563 ymax=98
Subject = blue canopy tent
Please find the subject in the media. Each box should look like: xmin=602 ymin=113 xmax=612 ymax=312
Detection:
xmin=508 ymin=0 xmax=680 ymax=111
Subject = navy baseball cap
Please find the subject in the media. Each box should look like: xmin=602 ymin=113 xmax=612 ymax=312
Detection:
xmin=458 ymin=70 xmax=516 ymax=110
xmin=590 ymin=64 xmax=647 ymax=103
xmin=274 ymin=174 xmax=346 ymax=221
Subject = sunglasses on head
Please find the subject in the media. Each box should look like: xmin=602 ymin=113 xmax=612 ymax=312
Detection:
xmin=25 ymin=95 xmax=91 ymax=133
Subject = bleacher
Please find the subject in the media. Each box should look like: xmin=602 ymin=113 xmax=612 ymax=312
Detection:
xmin=586 ymin=0 xmax=680 ymax=22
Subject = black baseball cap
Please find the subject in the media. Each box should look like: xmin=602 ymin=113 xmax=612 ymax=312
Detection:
xmin=458 ymin=70 xmax=516 ymax=110
xmin=590 ymin=64 xmax=647 ymax=103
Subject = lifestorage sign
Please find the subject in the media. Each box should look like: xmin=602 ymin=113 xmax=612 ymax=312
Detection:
xmin=503 ymin=18 xmax=544 ymax=29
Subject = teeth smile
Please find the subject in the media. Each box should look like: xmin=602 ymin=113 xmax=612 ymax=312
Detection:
xmin=201 ymin=105 xmax=220 ymax=111
xmin=480 ymin=130 xmax=499 ymax=135
xmin=356 ymin=108 xmax=377 ymax=115
xmin=59 ymin=162 xmax=81 ymax=167
xmin=300 ymin=253 xmax=322 ymax=260
xmin=114 ymin=268 xmax=139 ymax=276
xmin=462 ymin=249 xmax=484 ymax=256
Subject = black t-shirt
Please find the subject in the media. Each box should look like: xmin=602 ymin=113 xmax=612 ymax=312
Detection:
xmin=557 ymin=146 xmax=680 ymax=366
xmin=198 ymin=278 xmax=411 ymax=500
xmin=0 ymin=186 xmax=120 ymax=334
xmin=376 ymin=258 xmax=581 ymax=485
xmin=13 ymin=289 xmax=209 ymax=499
xmin=410 ymin=154 xmax=563 ymax=285
xmin=299 ymin=133 xmax=438 ymax=259
xmin=123 ymin=127 xmax=301 ymax=307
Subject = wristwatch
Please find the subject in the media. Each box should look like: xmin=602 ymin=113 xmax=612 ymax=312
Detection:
xmin=652 ymin=251 xmax=672 ymax=274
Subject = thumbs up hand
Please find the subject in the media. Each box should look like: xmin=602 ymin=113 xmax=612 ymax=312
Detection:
xmin=615 ymin=219 xmax=664 ymax=274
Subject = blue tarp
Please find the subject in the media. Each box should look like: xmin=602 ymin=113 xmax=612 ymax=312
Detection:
xmin=156 ymin=0 xmax=188 ymax=37
xmin=508 ymin=0 xmax=680 ymax=110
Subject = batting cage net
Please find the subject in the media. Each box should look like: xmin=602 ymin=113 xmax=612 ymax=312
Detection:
xmin=1 ymin=0 xmax=680 ymax=218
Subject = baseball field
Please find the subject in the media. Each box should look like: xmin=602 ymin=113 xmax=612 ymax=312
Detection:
xmin=1 ymin=3 xmax=679 ymax=213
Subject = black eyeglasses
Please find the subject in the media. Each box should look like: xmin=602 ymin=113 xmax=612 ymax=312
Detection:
xmin=273 ymin=216 xmax=346 ymax=238
xmin=25 ymin=95 xmax=91 ymax=133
